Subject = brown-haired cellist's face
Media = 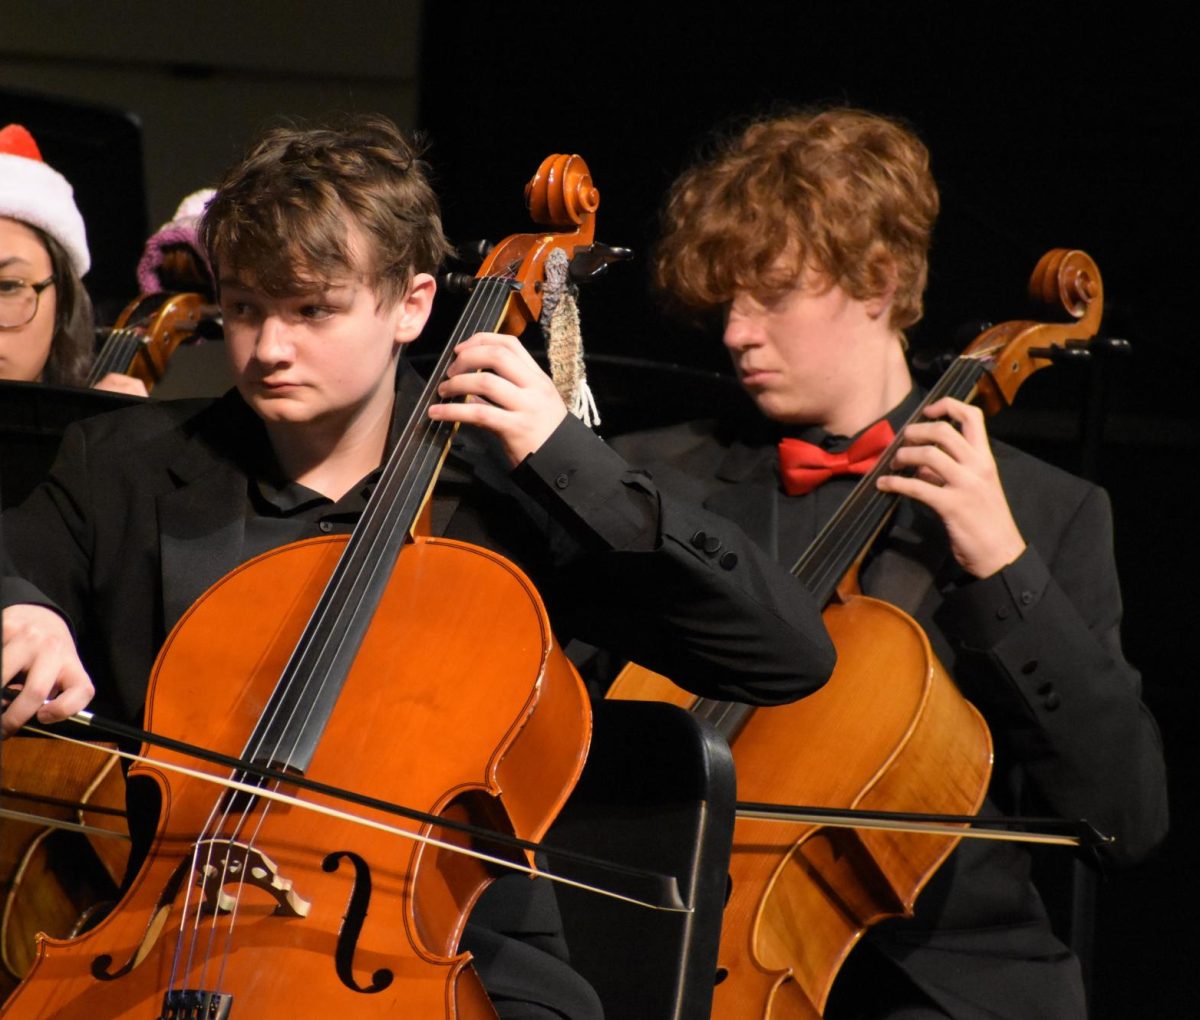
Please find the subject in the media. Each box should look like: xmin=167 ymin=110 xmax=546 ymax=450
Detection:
xmin=0 ymin=217 xmax=56 ymax=383
xmin=219 ymin=217 xmax=433 ymax=438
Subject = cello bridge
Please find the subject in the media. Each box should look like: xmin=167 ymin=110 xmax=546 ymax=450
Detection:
xmin=193 ymin=839 xmax=311 ymax=918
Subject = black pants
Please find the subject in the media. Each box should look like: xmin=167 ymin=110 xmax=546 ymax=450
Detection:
xmin=464 ymin=873 xmax=604 ymax=1020
xmin=825 ymin=943 xmax=951 ymax=1020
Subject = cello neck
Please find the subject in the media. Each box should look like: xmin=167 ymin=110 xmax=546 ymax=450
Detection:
xmin=792 ymin=354 xmax=993 ymax=606
xmin=792 ymin=237 xmax=1109 ymax=606
xmin=247 ymin=153 xmax=603 ymax=775
xmin=245 ymin=275 xmax=521 ymax=774
xmin=687 ymin=355 xmax=995 ymax=745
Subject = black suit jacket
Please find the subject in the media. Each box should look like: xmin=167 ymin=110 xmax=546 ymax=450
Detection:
xmin=614 ymin=417 xmax=1168 ymax=1020
xmin=2 ymin=372 xmax=834 ymax=726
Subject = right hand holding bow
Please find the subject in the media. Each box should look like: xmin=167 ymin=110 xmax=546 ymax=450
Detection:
xmin=1 ymin=603 xmax=94 ymax=737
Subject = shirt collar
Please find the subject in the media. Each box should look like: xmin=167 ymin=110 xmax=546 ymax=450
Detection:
xmin=776 ymin=387 xmax=925 ymax=452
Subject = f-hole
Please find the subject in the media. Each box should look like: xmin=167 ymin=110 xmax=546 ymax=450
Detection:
xmin=323 ymin=850 xmax=394 ymax=994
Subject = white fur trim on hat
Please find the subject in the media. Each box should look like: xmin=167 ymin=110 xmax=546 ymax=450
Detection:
xmin=0 ymin=148 xmax=91 ymax=278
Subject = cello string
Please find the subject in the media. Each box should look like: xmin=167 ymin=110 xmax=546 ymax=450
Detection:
xmin=247 ymin=275 xmax=512 ymax=772
xmin=794 ymin=356 xmax=989 ymax=598
xmin=687 ymin=356 xmax=993 ymax=744
xmin=213 ymin=274 xmax=507 ymax=790
xmin=164 ymin=278 xmax=508 ymax=994
xmin=795 ymin=355 xmax=981 ymax=583
xmin=239 ymin=277 xmax=512 ymax=783
xmin=172 ymin=276 xmax=537 ymax=993
xmin=793 ymin=356 xmax=974 ymax=590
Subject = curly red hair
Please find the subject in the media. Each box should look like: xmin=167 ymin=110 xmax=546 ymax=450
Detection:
xmin=655 ymin=108 xmax=939 ymax=331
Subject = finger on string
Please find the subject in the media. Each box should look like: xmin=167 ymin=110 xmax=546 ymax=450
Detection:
xmin=902 ymin=419 xmax=971 ymax=459
xmin=429 ymin=401 xmax=508 ymax=429
xmin=1 ymin=683 xmax=37 ymax=736
xmin=877 ymin=473 xmax=949 ymax=509
xmin=923 ymin=397 xmax=987 ymax=446
xmin=438 ymin=371 xmax=521 ymax=408
xmin=891 ymin=442 xmax=961 ymax=486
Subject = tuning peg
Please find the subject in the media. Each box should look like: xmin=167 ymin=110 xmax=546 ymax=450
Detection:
xmin=568 ymin=242 xmax=634 ymax=283
xmin=1028 ymin=341 xmax=1090 ymax=362
xmin=1093 ymin=335 xmax=1133 ymax=356
xmin=439 ymin=272 xmax=477 ymax=296
xmin=1029 ymin=335 xmax=1133 ymax=363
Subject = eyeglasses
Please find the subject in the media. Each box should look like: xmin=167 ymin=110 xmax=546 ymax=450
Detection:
xmin=0 ymin=274 xmax=57 ymax=329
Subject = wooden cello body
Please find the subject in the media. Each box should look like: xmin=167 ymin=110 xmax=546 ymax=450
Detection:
xmin=1 ymin=153 xmax=606 ymax=1019
xmin=2 ymin=537 xmax=587 ymax=1018
xmin=613 ymin=591 xmax=992 ymax=1019
xmin=611 ymin=249 xmax=1105 ymax=1017
xmin=0 ymin=740 xmax=128 ymax=999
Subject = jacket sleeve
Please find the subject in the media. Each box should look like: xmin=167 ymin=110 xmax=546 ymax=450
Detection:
xmin=935 ymin=483 xmax=1168 ymax=866
xmin=512 ymin=415 xmax=835 ymax=706
xmin=3 ymin=421 xmax=95 ymax=640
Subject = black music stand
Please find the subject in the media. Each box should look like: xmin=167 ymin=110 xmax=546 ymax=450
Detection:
xmin=546 ymin=700 xmax=736 ymax=1020
xmin=0 ymin=380 xmax=140 ymax=510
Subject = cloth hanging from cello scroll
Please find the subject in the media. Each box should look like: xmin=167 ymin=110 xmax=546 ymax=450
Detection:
xmin=541 ymin=248 xmax=601 ymax=428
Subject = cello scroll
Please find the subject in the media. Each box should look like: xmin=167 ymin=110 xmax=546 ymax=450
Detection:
xmin=972 ymin=249 xmax=1104 ymax=414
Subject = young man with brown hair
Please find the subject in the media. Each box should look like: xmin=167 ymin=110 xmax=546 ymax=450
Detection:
xmin=616 ymin=107 xmax=1168 ymax=1019
xmin=1 ymin=114 xmax=835 ymax=1018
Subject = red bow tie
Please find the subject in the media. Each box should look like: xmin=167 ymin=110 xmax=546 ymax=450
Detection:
xmin=777 ymin=419 xmax=895 ymax=496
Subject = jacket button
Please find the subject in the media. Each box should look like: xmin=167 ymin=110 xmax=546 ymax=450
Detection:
xmin=1020 ymin=590 xmax=1035 ymax=606
xmin=1022 ymin=659 xmax=1038 ymax=675
xmin=554 ymin=472 xmax=570 ymax=489
xmin=1044 ymin=692 xmax=1061 ymax=711
xmin=691 ymin=530 xmax=707 ymax=549
xmin=318 ymin=521 xmax=334 ymax=533
xmin=719 ymin=552 xmax=738 ymax=570
xmin=996 ymin=605 xmax=1011 ymax=620
xmin=703 ymin=535 xmax=722 ymax=554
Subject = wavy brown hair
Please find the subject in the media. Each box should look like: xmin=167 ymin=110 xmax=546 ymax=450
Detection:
xmin=655 ymin=108 xmax=939 ymax=332
xmin=37 ymin=228 xmax=95 ymax=387
xmin=200 ymin=114 xmax=452 ymax=306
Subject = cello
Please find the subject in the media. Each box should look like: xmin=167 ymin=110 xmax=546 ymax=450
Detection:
xmin=2 ymin=290 xmax=218 ymax=965
xmin=0 ymin=738 xmax=128 ymax=998
xmin=87 ymin=291 xmax=217 ymax=392
xmin=1 ymin=153 xmax=607 ymax=1019
xmin=610 ymin=249 xmax=1106 ymax=1017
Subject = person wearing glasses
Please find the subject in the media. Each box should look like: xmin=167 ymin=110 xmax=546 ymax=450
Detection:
xmin=0 ymin=123 xmax=144 ymax=395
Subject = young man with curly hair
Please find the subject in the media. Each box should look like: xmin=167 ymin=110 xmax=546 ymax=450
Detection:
xmin=616 ymin=107 xmax=1167 ymax=1019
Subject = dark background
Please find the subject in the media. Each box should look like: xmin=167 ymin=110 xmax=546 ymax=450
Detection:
xmin=3 ymin=1 xmax=1194 ymax=1012
xmin=418 ymin=4 xmax=1194 ymax=1015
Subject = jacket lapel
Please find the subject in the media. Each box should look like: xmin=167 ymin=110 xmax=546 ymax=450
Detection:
xmin=157 ymin=398 xmax=253 ymax=632
xmin=704 ymin=439 xmax=783 ymax=560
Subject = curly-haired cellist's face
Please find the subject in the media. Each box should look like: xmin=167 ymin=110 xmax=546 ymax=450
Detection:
xmin=723 ymin=270 xmax=901 ymax=436
xmin=0 ymin=217 xmax=56 ymax=382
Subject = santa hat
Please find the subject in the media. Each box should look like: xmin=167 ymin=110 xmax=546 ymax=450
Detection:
xmin=0 ymin=124 xmax=91 ymax=277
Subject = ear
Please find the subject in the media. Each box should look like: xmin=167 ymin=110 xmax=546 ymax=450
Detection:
xmin=392 ymin=272 xmax=437 ymax=345
xmin=864 ymin=268 xmax=898 ymax=321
